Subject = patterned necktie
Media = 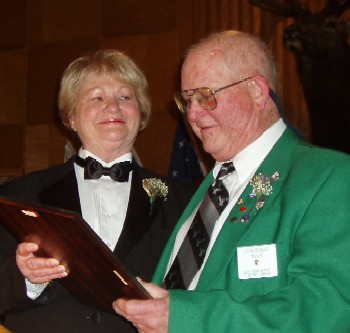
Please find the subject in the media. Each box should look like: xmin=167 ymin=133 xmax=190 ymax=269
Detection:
xmin=163 ymin=161 xmax=235 ymax=289
xmin=75 ymin=156 xmax=133 ymax=182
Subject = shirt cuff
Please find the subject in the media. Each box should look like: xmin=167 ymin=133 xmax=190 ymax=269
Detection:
xmin=25 ymin=278 xmax=49 ymax=300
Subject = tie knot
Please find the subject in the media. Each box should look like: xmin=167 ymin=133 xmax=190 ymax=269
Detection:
xmin=216 ymin=161 xmax=235 ymax=180
xmin=75 ymin=156 xmax=133 ymax=182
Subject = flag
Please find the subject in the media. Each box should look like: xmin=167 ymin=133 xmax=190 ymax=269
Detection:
xmin=168 ymin=116 xmax=204 ymax=187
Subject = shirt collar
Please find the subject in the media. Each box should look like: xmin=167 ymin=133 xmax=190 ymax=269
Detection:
xmin=213 ymin=119 xmax=286 ymax=183
xmin=78 ymin=148 xmax=132 ymax=167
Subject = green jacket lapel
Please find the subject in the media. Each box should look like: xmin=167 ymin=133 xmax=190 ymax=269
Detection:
xmin=196 ymin=128 xmax=303 ymax=289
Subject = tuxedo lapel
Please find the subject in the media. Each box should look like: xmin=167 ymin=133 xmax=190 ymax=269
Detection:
xmin=114 ymin=163 xmax=158 ymax=260
xmin=38 ymin=159 xmax=81 ymax=213
xmin=196 ymin=128 xmax=301 ymax=289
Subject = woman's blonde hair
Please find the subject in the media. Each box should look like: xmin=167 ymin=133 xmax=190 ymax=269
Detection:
xmin=58 ymin=49 xmax=151 ymax=131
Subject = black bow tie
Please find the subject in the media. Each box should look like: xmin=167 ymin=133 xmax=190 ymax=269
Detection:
xmin=75 ymin=156 xmax=133 ymax=182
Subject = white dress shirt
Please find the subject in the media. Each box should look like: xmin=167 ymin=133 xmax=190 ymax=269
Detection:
xmin=165 ymin=119 xmax=286 ymax=289
xmin=75 ymin=149 xmax=132 ymax=251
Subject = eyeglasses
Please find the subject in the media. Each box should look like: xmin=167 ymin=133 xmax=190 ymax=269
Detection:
xmin=174 ymin=76 xmax=253 ymax=113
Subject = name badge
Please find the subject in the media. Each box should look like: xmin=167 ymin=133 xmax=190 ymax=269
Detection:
xmin=237 ymin=244 xmax=278 ymax=279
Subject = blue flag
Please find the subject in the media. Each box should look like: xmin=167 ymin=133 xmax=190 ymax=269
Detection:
xmin=168 ymin=116 xmax=204 ymax=187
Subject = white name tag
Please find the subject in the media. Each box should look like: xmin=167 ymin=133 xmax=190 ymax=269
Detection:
xmin=237 ymin=244 xmax=278 ymax=279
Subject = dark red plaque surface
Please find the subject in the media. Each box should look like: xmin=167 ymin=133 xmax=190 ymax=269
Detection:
xmin=0 ymin=197 xmax=151 ymax=314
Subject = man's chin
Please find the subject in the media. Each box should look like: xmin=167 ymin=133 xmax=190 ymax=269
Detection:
xmin=202 ymin=142 xmax=216 ymax=156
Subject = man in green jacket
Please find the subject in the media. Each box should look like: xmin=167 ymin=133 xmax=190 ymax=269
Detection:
xmin=113 ymin=30 xmax=350 ymax=332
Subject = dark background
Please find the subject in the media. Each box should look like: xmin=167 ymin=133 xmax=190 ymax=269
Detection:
xmin=0 ymin=0 xmax=342 ymax=176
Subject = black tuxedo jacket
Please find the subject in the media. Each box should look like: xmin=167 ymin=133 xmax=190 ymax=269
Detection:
xmin=0 ymin=156 xmax=194 ymax=332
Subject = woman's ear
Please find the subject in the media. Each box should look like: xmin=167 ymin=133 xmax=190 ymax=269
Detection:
xmin=249 ymin=75 xmax=270 ymax=111
xmin=69 ymin=117 xmax=77 ymax=132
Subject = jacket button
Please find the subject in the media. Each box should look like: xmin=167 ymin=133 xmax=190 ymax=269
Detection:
xmin=91 ymin=312 xmax=101 ymax=324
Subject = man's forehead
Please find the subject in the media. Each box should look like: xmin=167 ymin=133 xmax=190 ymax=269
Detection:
xmin=188 ymin=44 xmax=225 ymax=59
xmin=183 ymin=51 xmax=233 ymax=79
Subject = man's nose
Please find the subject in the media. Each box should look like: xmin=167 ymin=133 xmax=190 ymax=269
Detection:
xmin=187 ymin=97 xmax=204 ymax=122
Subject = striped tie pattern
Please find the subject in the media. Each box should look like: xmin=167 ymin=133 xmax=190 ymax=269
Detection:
xmin=163 ymin=161 xmax=235 ymax=289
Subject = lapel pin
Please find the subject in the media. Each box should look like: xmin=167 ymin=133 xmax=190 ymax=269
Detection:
xmin=237 ymin=198 xmax=244 ymax=205
xmin=230 ymin=216 xmax=238 ymax=223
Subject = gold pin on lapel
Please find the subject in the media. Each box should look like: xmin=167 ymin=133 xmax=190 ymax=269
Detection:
xmin=237 ymin=198 xmax=244 ymax=205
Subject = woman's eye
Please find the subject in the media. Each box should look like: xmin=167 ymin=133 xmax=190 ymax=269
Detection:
xmin=93 ymin=96 xmax=104 ymax=102
xmin=119 ymin=95 xmax=131 ymax=101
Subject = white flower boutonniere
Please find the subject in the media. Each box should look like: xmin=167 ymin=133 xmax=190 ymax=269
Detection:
xmin=232 ymin=171 xmax=279 ymax=224
xmin=142 ymin=178 xmax=168 ymax=215
xmin=250 ymin=171 xmax=279 ymax=209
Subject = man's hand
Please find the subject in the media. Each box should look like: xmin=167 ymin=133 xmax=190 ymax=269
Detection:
xmin=113 ymin=281 xmax=169 ymax=333
xmin=16 ymin=242 xmax=67 ymax=284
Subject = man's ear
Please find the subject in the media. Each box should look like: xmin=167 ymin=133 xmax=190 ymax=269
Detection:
xmin=249 ymin=75 xmax=270 ymax=111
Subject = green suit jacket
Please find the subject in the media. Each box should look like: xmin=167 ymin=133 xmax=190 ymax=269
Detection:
xmin=153 ymin=128 xmax=350 ymax=332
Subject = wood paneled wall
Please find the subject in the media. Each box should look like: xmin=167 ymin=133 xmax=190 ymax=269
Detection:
xmin=1 ymin=0 xmax=323 ymax=176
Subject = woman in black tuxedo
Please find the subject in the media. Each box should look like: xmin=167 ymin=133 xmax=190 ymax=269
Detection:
xmin=0 ymin=50 xmax=193 ymax=332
